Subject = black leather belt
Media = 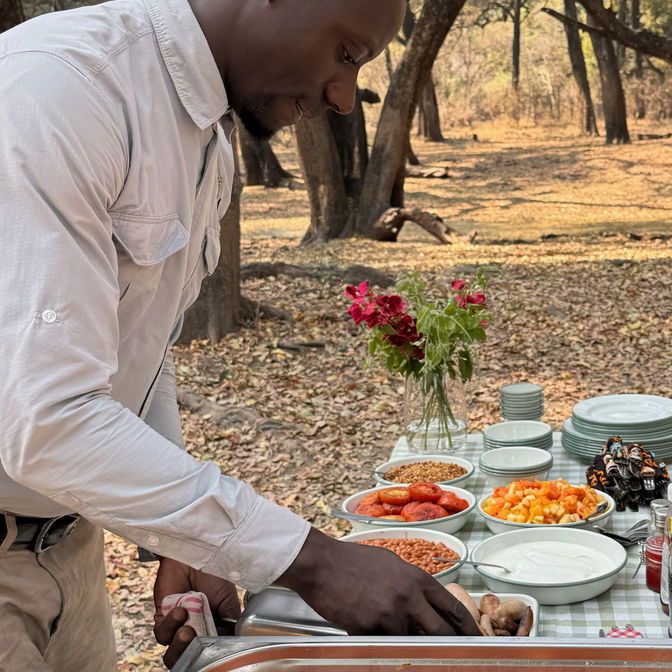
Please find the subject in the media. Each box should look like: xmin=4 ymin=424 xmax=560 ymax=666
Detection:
xmin=0 ymin=513 xmax=80 ymax=553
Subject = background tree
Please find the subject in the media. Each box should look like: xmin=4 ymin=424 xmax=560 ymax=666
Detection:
xmin=295 ymin=0 xmax=466 ymax=245
xmin=238 ymin=124 xmax=294 ymax=188
xmin=399 ymin=4 xmax=445 ymax=142
xmin=586 ymin=12 xmax=630 ymax=143
xmin=1 ymin=0 xmax=25 ymax=32
xmin=561 ymin=0 xmax=600 ymax=134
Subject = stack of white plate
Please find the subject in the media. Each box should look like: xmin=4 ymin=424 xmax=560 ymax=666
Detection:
xmin=562 ymin=394 xmax=672 ymax=461
xmin=483 ymin=420 xmax=553 ymax=451
xmin=499 ymin=382 xmax=544 ymax=421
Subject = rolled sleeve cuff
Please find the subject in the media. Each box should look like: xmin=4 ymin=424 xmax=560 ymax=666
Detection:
xmin=203 ymin=496 xmax=311 ymax=593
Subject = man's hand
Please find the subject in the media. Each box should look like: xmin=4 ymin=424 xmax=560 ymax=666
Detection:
xmin=153 ymin=557 xmax=241 ymax=669
xmin=276 ymin=527 xmax=481 ymax=636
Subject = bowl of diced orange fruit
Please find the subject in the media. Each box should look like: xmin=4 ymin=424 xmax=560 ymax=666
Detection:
xmin=477 ymin=478 xmax=614 ymax=534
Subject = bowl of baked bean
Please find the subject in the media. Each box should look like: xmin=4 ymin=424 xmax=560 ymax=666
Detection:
xmin=373 ymin=455 xmax=474 ymax=488
xmin=339 ymin=527 xmax=467 ymax=585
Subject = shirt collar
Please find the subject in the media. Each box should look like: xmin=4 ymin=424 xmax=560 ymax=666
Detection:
xmin=143 ymin=0 xmax=231 ymax=130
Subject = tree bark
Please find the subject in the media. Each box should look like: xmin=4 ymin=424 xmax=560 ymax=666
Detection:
xmin=562 ymin=0 xmax=599 ymax=135
xmin=371 ymin=207 xmax=454 ymax=244
xmin=616 ymin=0 xmax=627 ymax=65
xmin=294 ymin=112 xmax=349 ymax=244
xmin=512 ymin=0 xmax=522 ymax=92
xmin=179 ymin=132 xmax=244 ymax=342
xmin=327 ymin=89 xmax=368 ymax=201
xmin=238 ymin=123 xmax=293 ymax=188
xmin=356 ymin=0 xmax=467 ymax=237
xmin=631 ymin=0 xmax=646 ymax=119
xmin=577 ymin=0 xmax=672 ymax=64
xmin=417 ymin=75 xmax=444 ymax=141
xmin=1 ymin=0 xmax=24 ymax=32
xmin=587 ymin=14 xmax=630 ymax=144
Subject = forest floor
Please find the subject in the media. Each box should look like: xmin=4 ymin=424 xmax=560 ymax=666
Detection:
xmin=109 ymin=121 xmax=672 ymax=670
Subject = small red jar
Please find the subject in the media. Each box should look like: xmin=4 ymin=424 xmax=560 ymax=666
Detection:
xmin=645 ymin=536 xmax=664 ymax=593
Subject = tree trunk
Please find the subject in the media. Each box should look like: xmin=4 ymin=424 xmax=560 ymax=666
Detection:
xmin=356 ymin=0 xmax=467 ymax=238
xmin=327 ymin=89 xmax=368 ymax=201
xmin=179 ymin=133 xmax=243 ymax=342
xmin=238 ymin=123 xmax=293 ymax=188
xmin=1 ymin=0 xmax=24 ymax=32
xmin=563 ymin=0 xmax=599 ymax=135
xmin=616 ymin=0 xmax=627 ymax=65
xmin=417 ymin=75 xmax=444 ymax=141
xmin=512 ymin=0 xmax=522 ymax=92
xmin=631 ymin=0 xmax=645 ymax=119
xmin=587 ymin=14 xmax=630 ymax=144
xmin=294 ymin=112 xmax=349 ymax=244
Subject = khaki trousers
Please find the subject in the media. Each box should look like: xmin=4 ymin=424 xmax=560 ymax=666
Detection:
xmin=0 ymin=518 xmax=117 ymax=672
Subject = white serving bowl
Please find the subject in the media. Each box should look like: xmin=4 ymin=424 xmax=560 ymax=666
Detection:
xmin=479 ymin=446 xmax=553 ymax=488
xmin=340 ymin=483 xmax=476 ymax=534
xmin=483 ymin=420 xmax=552 ymax=445
xmin=470 ymin=527 xmax=627 ymax=604
xmin=480 ymin=469 xmax=553 ymax=490
xmin=374 ymin=454 xmax=474 ymax=488
xmin=477 ymin=490 xmax=615 ymax=535
xmin=340 ymin=527 xmax=467 ymax=586
xmin=469 ymin=592 xmax=540 ymax=636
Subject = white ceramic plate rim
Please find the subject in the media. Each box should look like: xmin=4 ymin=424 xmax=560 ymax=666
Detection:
xmin=562 ymin=419 xmax=672 ymax=445
xmin=573 ymin=394 xmax=672 ymax=425
xmin=484 ymin=421 xmax=552 ymax=441
xmin=479 ymin=447 xmax=553 ymax=472
xmin=499 ymin=383 xmax=544 ymax=395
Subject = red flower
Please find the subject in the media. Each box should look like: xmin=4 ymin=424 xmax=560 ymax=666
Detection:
xmin=455 ymin=294 xmax=468 ymax=309
xmin=375 ymin=294 xmax=405 ymax=316
xmin=467 ymin=293 xmax=486 ymax=306
xmin=451 ymin=279 xmax=466 ymax=291
xmin=347 ymin=303 xmax=365 ymax=325
xmin=363 ymin=308 xmax=387 ymax=328
xmin=344 ymin=282 xmax=369 ymax=302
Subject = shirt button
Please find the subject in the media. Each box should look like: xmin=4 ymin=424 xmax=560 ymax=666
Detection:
xmin=229 ymin=570 xmax=241 ymax=582
xmin=41 ymin=309 xmax=58 ymax=323
xmin=146 ymin=534 xmax=160 ymax=547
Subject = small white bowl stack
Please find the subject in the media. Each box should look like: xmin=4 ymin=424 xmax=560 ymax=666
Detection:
xmin=499 ymin=382 xmax=544 ymax=421
xmin=478 ymin=446 xmax=554 ymax=488
xmin=483 ymin=420 xmax=553 ymax=451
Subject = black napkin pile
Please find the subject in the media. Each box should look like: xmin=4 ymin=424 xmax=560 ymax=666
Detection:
xmin=585 ymin=436 xmax=670 ymax=512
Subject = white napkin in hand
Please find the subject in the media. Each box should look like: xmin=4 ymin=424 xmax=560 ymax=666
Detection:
xmin=160 ymin=591 xmax=218 ymax=637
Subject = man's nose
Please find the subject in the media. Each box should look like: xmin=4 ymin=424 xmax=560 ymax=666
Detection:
xmin=325 ymin=73 xmax=358 ymax=115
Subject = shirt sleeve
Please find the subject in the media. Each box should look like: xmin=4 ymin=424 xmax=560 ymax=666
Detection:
xmin=0 ymin=52 xmax=309 ymax=592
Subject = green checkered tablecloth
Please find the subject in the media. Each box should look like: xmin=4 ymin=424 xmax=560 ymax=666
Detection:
xmin=390 ymin=433 xmax=670 ymax=639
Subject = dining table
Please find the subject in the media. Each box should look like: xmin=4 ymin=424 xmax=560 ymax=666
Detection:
xmin=389 ymin=431 xmax=670 ymax=639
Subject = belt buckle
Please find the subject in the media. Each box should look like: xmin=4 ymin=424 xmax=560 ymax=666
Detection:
xmin=32 ymin=515 xmax=79 ymax=554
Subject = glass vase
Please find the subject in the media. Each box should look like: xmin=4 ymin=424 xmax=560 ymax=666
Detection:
xmin=402 ymin=372 xmax=468 ymax=454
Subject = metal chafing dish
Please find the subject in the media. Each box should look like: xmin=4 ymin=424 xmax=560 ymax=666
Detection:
xmin=172 ymin=636 xmax=672 ymax=672
xmin=234 ymin=586 xmax=345 ymax=637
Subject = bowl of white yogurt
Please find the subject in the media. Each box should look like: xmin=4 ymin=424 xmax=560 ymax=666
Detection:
xmin=469 ymin=527 xmax=627 ymax=605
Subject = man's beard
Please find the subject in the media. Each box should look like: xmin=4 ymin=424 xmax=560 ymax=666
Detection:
xmin=237 ymin=95 xmax=276 ymax=140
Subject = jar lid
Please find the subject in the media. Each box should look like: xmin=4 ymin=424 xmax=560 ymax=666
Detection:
xmin=650 ymin=499 xmax=670 ymax=529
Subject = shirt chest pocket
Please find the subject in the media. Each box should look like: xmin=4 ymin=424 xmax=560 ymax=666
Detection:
xmin=112 ymin=213 xmax=189 ymax=338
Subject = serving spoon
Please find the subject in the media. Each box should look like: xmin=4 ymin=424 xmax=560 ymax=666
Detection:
xmin=330 ymin=508 xmax=398 ymax=524
xmin=432 ymin=557 xmax=512 ymax=573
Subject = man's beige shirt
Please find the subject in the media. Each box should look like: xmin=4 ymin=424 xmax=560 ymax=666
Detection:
xmin=0 ymin=0 xmax=309 ymax=591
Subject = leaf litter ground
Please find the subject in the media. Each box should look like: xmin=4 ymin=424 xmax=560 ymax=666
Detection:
xmin=109 ymin=123 xmax=672 ymax=669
